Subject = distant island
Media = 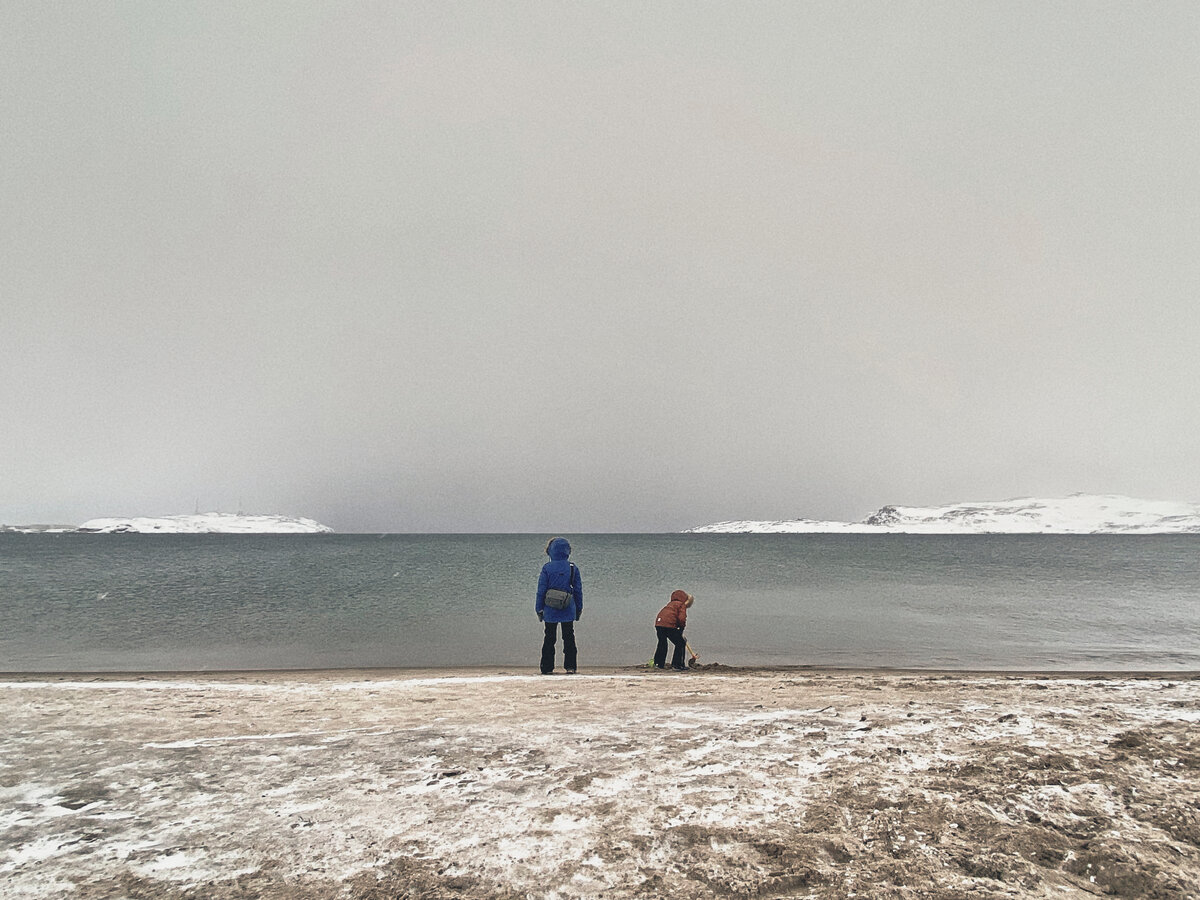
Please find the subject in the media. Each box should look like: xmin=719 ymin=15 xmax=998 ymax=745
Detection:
xmin=685 ymin=494 xmax=1200 ymax=534
xmin=2 ymin=514 xmax=333 ymax=534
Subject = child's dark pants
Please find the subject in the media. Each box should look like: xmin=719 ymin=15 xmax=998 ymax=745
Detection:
xmin=654 ymin=625 xmax=687 ymax=669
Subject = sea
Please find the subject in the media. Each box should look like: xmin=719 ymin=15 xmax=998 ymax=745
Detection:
xmin=1 ymin=533 xmax=1198 ymax=673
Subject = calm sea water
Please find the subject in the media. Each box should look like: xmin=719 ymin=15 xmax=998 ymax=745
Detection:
xmin=1 ymin=534 xmax=1197 ymax=672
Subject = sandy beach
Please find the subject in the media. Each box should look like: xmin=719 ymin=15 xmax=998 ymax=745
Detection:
xmin=2 ymin=667 xmax=1198 ymax=899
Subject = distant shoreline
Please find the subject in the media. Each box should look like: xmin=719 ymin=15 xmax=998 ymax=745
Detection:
xmin=3 ymin=512 xmax=333 ymax=534
xmin=4 ymin=664 xmax=1199 ymax=681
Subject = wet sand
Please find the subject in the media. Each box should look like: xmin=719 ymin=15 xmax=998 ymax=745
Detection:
xmin=2 ymin=666 xmax=1199 ymax=899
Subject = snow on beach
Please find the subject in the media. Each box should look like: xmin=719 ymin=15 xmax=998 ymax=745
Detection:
xmin=2 ymin=669 xmax=1198 ymax=898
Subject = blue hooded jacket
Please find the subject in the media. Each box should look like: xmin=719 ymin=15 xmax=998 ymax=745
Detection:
xmin=536 ymin=537 xmax=582 ymax=623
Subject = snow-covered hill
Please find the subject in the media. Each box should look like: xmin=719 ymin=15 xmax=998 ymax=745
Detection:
xmin=76 ymin=514 xmax=333 ymax=534
xmin=0 ymin=523 xmax=76 ymax=533
xmin=686 ymin=494 xmax=1200 ymax=534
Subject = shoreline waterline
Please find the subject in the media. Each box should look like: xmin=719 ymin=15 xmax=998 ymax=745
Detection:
xmin=3 ymin=663 xmax=1199 ymax=682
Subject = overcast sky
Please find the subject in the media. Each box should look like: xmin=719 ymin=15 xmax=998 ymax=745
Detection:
xmin=3 ymin=2 xmax=1199 ymax=532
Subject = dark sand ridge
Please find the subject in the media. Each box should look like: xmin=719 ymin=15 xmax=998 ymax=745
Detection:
xmin=2 ymin=667 xmax=1198 ymax=899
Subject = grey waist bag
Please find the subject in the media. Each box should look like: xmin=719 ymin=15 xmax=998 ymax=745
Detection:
xmin=544 ymin=564 xmax=575 ymax=610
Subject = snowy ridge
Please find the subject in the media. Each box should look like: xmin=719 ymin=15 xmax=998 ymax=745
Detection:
xmin=686 ymin=494 xmax=1200 ymax=534
xmin=76 ymin=513 xmax=333 ymax=534
xmin=0 ymin=523 xmax=76 ymax=533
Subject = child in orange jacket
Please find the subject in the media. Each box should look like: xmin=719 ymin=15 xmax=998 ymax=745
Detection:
xmin=653 ymin=590 xmax=694 ymax=670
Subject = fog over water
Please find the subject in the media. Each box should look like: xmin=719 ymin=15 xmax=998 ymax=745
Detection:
xmin=4 ymin=4 xmax=1199 ymax=532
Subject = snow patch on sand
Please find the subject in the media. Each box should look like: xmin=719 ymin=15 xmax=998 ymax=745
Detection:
xmin=3 ymin=672 xmax=1198 ymax=898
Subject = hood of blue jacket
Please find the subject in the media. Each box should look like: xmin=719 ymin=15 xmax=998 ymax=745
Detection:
xmin=546 ymin=537 xmax=571 ymax=561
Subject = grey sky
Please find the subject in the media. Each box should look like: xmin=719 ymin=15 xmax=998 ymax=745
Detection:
xmin=3 ymin=2 xmax=1199 ymax=532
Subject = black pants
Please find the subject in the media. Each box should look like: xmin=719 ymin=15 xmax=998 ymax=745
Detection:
xmin=654 ymin=626 xmax=687 ymax=669
xmin=541 ymin=620 xmax=577 ymax=673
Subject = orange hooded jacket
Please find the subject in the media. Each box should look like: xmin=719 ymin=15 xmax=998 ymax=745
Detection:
xmin=655 ymin=590 xmax=691 ymax=629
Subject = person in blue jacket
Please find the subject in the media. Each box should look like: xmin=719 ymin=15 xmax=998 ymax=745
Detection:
xmin=536 ymin=537 xmax=583 ymax=674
